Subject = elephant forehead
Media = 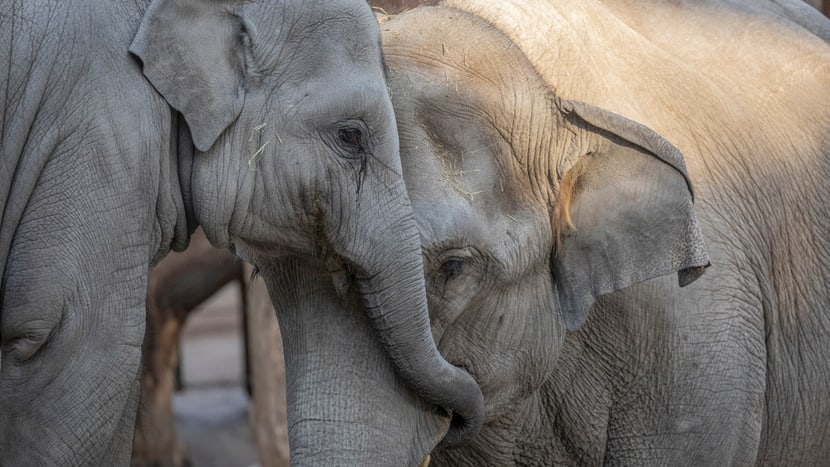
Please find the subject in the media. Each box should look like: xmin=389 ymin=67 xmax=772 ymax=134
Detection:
xmin=398 ymin=102 xmax=536 ymax=255
xmin=385 ymin=30 xmax=545 ymax=208
xmin=276 ymin=76 xmax=391 ymax=123
xmin=412 ymin=191 xmax=476 ymax=241
xmin=405 ymin=94 xmax=528 ymax=202
xmin=403 ymin=111 xmax=506 ymax=201
xmin=405 ymin=137 xmax=527 ymax=253
xmin=254 ymin=0 xmax=381 ymax=64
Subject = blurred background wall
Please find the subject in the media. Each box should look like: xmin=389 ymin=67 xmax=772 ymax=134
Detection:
xmin=804 ymin=0 xmax=828 ymax=14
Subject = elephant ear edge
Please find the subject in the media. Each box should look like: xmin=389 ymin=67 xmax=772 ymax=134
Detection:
xmin=130 ymin=0 xmax=246 ymax=152
xmin=551 ymin=100 xmax=710 ymax=332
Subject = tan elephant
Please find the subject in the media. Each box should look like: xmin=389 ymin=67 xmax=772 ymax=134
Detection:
xmin=366 ymin=1 xmax=829 ymax=465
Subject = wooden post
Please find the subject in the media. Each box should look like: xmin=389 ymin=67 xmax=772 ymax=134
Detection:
xmin=132 ymin=230 xmax=244 ymax=467
xmin=245 ymin=268 xmax=291 ymax=467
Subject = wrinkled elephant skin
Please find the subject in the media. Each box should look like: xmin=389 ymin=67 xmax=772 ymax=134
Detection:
xmin=0 ymin=0 xmax=474 ymax=464
xmin=375 ymin=2 xmax=830 ymax=465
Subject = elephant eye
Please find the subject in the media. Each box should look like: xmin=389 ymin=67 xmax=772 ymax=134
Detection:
xmin=338 ymin=128 xmax=363 ymax=148
xmin=439 ymin=258 xmax=465 ymax=281
xmin=433 ymin=258 xmax=465 ymax=293
xmin=335 ymin=126 xmax=367 ymax=160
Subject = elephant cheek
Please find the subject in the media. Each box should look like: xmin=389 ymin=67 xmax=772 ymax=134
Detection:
xmin=262 ymin=259 xmax=450 ymax=466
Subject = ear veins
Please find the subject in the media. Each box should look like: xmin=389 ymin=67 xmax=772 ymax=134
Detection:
xmin=553 ymin=156 xmax=589 ymax=253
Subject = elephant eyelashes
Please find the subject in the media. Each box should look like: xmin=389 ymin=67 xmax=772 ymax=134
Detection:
xmin=338 ymin=128 xmax=361 ymax=145
xmin=332 ymin=125 xmax=369 ymax=193
xmin=440 ymin=258 xmax=465 ymax=280
xmin=327 ymin=118 xmax=371 ymax=163
xmin=434 ymin=258 xmax=465 ymax=291
xmin=337 ymin=127 xmax=367 ymax=159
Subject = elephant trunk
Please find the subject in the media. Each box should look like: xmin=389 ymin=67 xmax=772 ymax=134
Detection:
xmin=265 ymin=259 xmax=449 ymax=465
xmin=263 ymin=157 xmax=483 ymax=460
xmin=330 ymin=187 xmax=484 ymax=447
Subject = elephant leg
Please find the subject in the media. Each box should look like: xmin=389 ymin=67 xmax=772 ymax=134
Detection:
xmin=0 ymin=110 xmax=183 ymax=463
xmin=0 ymin=205 xmax=148 ymax=465
xmin=600 ymin=276 xmax=766 ymax=466
xmin=132 ymin=230 xmax=242 ymax=467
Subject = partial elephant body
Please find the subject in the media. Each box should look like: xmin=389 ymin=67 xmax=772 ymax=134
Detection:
xmin=0 ymin=3 xmax=180 ymax=463
xmin=379 ymin=2 xmax=830 ymax=465
xmin=1 ymin=0 xmax=469 ymax=464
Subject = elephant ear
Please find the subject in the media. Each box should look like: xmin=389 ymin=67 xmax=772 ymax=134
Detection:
xmin=130 ymin=0 xmax=246 ymax=151
xmin=551 ymin=100 xmax=709 ymax=331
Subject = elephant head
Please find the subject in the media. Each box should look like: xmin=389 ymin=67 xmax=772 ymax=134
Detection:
xmin=376 ymin=7 xmax=710 ymax=463
xmin=130 ymin=0 xmax=483 ymax=463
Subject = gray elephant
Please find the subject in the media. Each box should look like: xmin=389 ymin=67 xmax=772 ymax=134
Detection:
xmin=264 ymin=1 xmax=830 ymax=465
xmin=0 ymin=0 xmax=482 ymax=464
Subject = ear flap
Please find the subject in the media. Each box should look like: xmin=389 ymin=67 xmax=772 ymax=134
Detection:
xmin=130 ymin=0 xmax=245 ymax=151
xmin=551 ymin=100 xmax=709 ymax=331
